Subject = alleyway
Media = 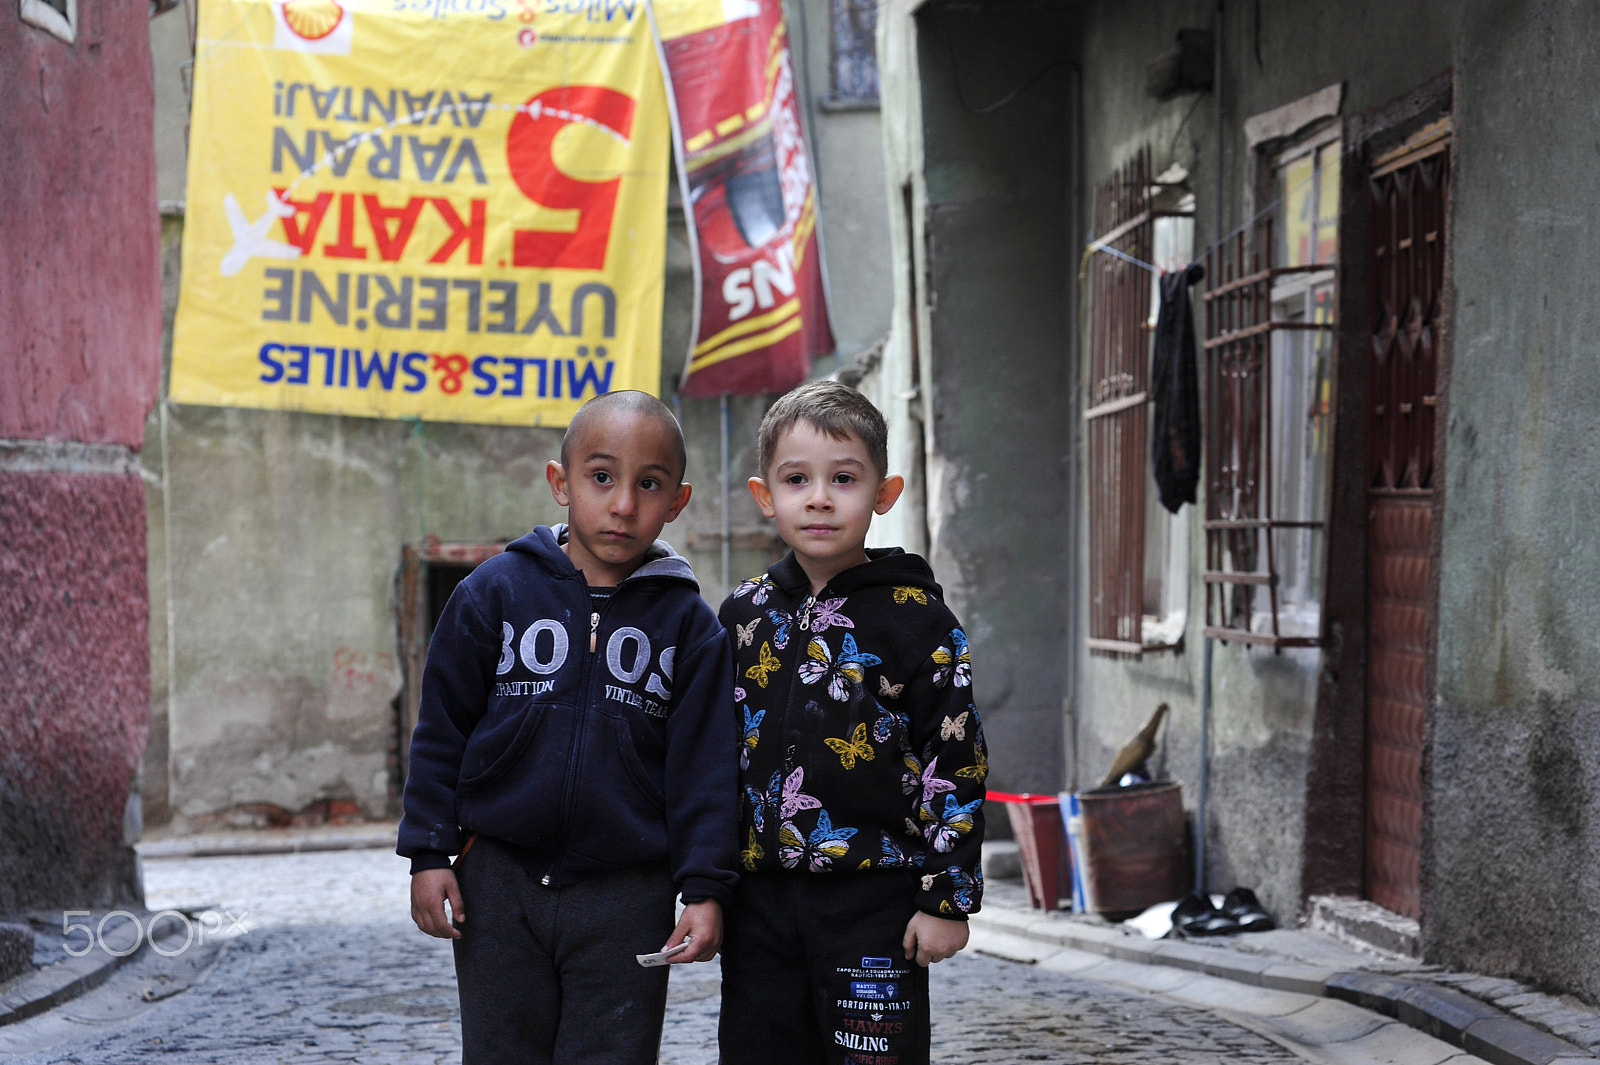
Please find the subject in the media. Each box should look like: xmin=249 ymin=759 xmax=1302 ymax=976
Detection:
xmin=0 ymin=847 xmax=1493 ymax=1064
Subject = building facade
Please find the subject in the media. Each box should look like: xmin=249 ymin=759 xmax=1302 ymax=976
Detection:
xmin=874 ymin=0 xmax=1600 ymax=1000
xmin=2 ymin=0 xmax=163 ymax=912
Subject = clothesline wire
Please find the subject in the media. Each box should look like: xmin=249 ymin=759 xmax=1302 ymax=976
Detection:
xmin=1082 ymin=0 xmax=1565 ymax=276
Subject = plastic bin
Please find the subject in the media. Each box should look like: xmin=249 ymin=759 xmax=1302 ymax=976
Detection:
xmin=989 ymin=792 xmax=1072 ymax=911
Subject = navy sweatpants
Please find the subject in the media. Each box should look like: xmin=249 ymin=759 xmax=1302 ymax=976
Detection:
xmin=451 ymin=837 xmax=678 ymax=1065
xmin=719 ymin=871 xmax=931 ymax=1065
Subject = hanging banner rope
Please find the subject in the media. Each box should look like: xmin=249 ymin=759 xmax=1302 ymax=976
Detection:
xmin=171 ymin=0 xmax=670 ymax=428
xmin=652 ymin=0 xmax=834 ymax=398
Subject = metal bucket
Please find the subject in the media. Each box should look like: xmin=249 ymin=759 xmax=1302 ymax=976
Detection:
xmin=1075 ymin=781 xmax=1189 ymax=915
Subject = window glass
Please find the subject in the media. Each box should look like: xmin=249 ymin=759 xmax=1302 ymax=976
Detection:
xmin=830 ymin=0 xmax=878 ymax=103
xmin=1261 ymin=136 xmax=1338 ymax=637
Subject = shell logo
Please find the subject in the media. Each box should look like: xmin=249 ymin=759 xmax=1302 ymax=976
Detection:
xmin=282 ymin=0 xmax=343 ymax=40
xmin=270 ymin=0 xmax=352 ymax=53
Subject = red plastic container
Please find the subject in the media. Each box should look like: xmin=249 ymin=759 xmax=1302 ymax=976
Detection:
xmin=990 ymin=792 xmax=1072 ymax=911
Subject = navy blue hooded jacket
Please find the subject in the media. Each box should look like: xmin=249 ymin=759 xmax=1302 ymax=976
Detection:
xmin=397 ymin=524 xmax=740 ymax=905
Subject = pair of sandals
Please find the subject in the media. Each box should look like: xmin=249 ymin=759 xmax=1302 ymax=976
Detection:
xmin=1170 ymin=887 xmax=1274 ymax=937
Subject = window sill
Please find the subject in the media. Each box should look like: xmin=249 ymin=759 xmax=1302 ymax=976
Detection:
xmin=817 ymin=95 xmax=880 ymax=114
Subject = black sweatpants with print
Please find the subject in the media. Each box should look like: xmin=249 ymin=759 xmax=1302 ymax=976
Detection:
xmin=719 ymin=871 xmax=932 ymax=1065
xmin=451 ymin=836 xmax=678 ymax=1065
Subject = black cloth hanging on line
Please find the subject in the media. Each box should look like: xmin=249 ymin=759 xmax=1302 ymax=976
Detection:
xmin=1150 ymin=261 xmax=1205 ymax=514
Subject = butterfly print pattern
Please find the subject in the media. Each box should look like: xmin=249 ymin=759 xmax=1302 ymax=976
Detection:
xmin=733 ymin=574 xmax=776 ymax=605
xmin=871 ymin=702 xmax=908 ymax=745
xmin=722 ymin=562 xmax=986 ymax=918
xmin=921 ymin=794 xmax=981 ymax=853
xmin=764 ymin=608 xmax=797 ymax=650
xmin=741 ymin=827 xmax=765 ymax=871
xmin=930 ymin=628 xmax=972 ymax=688
xmin=745 ymin=641 xmax=781 ymax=688
xmin=740 ymin=706 xmax=764 ymax=770
xmin=824 ymin=723 xmax=875 ymax=769
xmin=778 ymin=810 xmax=857 ymax=871
xmin=802 ymin=597 xmax=854 ymax=634
xmin=797 ymin=633 xmax=882 ymax=701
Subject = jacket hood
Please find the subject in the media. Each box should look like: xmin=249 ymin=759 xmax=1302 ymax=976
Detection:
xmin=504 ymin=524 xmax=699 ymax=587
xmin=768 ymin=546 xmax=943 ymax=600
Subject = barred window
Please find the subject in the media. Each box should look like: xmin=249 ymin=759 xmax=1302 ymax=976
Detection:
xmin=1084 ymin=147 xmax=1193 ymax=656
xmin=1201 ymin=126 xmax=1339 ymax=646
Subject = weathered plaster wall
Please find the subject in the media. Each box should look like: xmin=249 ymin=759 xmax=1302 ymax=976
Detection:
xmin=2 ymin=5 xmax=160 ymax=912
xmin=1429 ymin=0 xmax=1600 ymax=1000
xmin=875 ymin=3 xmax=1078 ymax=797
xmin=1 ymin=6 xmax=161 ymax=446
xmin=0 ymin=474 xmax=150 ymax=912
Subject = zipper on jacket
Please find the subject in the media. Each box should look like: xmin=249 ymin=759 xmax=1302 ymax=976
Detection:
xmin=798 ymin=593 xmax=818 ymax=631
xmin=547 ymin=584 xmax=613 ymax=886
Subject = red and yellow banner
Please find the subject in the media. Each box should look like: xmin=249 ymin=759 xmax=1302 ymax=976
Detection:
xmin=171 ymin=0 xmax=670 ymax=427
xmin=654 ymin=0 xmax=834 ymax=397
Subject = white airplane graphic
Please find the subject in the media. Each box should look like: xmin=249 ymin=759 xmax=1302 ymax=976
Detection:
xmin=220 ymin=190 xmax=302 ymax=277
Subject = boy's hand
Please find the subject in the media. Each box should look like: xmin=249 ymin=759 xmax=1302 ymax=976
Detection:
xmin=902 ymin=911 xmax=968 ymax=967
xmin=411 ymin=868 xmax=464 ymax=939
xmin=663 ymin=900 xmax=722 ymax=963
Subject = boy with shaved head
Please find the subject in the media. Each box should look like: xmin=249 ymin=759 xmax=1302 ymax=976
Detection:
xmin=399 ymin=390 xmax=739 ymax=1065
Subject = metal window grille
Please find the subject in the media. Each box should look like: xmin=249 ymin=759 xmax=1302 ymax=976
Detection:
xmin=1200 ymin=219 xmax=1332 ymax=647
xmin=1084 ymin=148 xmax=1191 ymax=656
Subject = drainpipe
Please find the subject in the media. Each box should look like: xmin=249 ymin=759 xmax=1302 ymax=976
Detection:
xmin=1196 ymin=0 xmax=1224 ymax=901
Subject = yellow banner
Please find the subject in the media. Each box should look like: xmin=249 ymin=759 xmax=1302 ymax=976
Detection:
xmin=171 ymin=0 xmax=668 ymax=427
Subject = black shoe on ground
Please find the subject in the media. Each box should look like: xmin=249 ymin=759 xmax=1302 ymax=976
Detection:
xmin=1220 ymin=887 xmax=1275 ymax=932
xmin=1170 ymin=893 xmax=1239 ymax=937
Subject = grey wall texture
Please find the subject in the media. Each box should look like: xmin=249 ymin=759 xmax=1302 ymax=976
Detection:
xmin=1428 ymin=0 xmax=1600 ymax=1001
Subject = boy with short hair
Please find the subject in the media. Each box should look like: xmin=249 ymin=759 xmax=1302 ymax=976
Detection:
xmin=399 ymin=390 xmax=739 ymax=1065
xmin=718 ymin=380 xmax=987 ymax=1065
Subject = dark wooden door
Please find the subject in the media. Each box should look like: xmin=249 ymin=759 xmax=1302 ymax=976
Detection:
xmin=1364 ymin=136 xmax=1449 ymax=919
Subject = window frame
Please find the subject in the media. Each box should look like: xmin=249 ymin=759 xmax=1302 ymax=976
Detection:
xmin=1083 ymin=147 xmax=1194 ymax=657
xmin=1199 ymin=120 xmax=1342 ymax=648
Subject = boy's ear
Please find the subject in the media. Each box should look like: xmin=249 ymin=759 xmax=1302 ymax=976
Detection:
xmin=747 ymin=476 xmax=776 ymax=518
xmin=665 ymin=481 xmax=692 ymax=523
xmin=546 ymin=459 xmax=570 ymax=506
xmin=874 ymin=474 xmax=905 ymax=515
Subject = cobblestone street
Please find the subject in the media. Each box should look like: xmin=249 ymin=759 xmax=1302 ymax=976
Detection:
xmin=0 ymin=848 xmax=1377 ymax=1064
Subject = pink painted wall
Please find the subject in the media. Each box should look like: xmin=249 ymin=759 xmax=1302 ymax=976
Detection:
xmin=0 ymin=2 xmax=162 ymax=447
xmin=0 ymin=472 xmax=151 ymax=911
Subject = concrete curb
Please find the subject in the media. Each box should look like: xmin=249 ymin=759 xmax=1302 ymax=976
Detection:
xmin=136 ymin=822 xmax=400 ymax=859
xmin=970 ymin=907 xmax=1595 ymax=1065
xmin=0 ymin=912 xmax=182 ymax=1028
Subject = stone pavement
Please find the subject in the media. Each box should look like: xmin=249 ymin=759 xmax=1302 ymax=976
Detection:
xmin=0 ymin=829 xmax=1595 ymax=1065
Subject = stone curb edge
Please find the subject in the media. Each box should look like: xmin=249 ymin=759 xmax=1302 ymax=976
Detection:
xmin=136 ymin=829 xmax=399 ymax=860
xmin=970 ymin=910 xmax=1596 ymax=1065
xmin=0 ymin=914 xmax=185 ymax=1028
